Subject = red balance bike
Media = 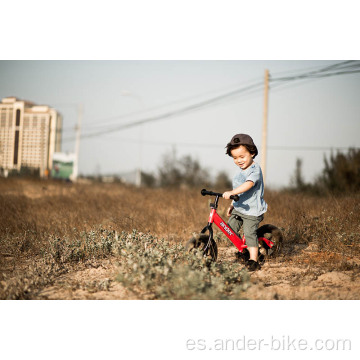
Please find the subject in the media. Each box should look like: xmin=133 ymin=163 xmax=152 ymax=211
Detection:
xmin=186 ymin=189 xmax=283 ymax=263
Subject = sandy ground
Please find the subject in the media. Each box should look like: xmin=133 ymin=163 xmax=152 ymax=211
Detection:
xmin=34 ymin=246 xmax=360 ymax=300
xmin=221 ymin=246 xmax=360 ymax=300
xmin=36 ymin=259 xmax=138 ymax=300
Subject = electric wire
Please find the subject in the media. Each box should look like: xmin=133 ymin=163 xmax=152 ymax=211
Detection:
xmin=270 ymin=61 xmax=360 ymax=82
xmin=273 ymin=69 xmax=360 ymax=81
xmin=267 ymin=61 xmax=346 ymax=77
xmin=83 ymin=75 xmax=267 ymax=129
xmin=62 ymin=80 xmax=264 ymax=143
xmin=61 ymin=61 xmax=360 ymax=148
xmin=80 ymin=62 xmax=359 ymax=132
xmin=268 ymin=61 xmax=360 ymax=94
xmin=71 ymin=60 xmax=360 ymax=136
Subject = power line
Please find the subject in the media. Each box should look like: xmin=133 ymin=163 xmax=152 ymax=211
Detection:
xmin=268 ymin=61 xmax=347 ymax=78
xmin=61 ymin=60 xmax=360 ymax=143
xmin=270 ymin=60 xmax=360 ymax=82
xmin=263 ymin=61 xmax=360 ymax=96
xmin=83 ymin=76 xmax=267 ymax=129
xmin=266 ymin=61 xmax=360 ymax=97
xmin=81 ymin=84 xmax=266 ymax=134
xmin=269 ymin=74 xmax=337 ymax=95
xmin=62 ymin=80 xmax=264 ymax=142
xmin=273 ymin=69 xmax=360 ymax=81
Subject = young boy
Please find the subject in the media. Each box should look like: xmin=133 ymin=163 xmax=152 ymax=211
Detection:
xmin=222 ymin=133 xmax=267 ymax=271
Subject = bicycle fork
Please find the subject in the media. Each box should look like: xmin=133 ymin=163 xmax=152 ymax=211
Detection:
xmin=201 ymin=197 xmax=248 ymax=254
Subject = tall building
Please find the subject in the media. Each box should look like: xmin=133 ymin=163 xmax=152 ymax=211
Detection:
xmin=0 ymin=97 xmax=62 ymax=177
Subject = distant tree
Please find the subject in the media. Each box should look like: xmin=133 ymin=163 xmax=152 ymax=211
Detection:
xmin=290 ymin=158 xmax=306 ymax=191
xmin=288 ymin=149 xmax=360 ymax=195
xmin=158 ymin=150 xmax=182 ymax=187
xmin=319 ymin=148 xmax=360 ymax=193
xmin=178 ymin=155 xmax=209 ymax=187
xmin=213 ymin=171 xmax=232 ymax=191
xmin=141 ymin=171 xmax=156 ymax=188
xmin=158 ymin=150 xmax=210 ymax=188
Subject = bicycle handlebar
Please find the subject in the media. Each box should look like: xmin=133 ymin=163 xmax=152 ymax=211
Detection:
xmin=201 ymin=189 xmax=240 ymax=202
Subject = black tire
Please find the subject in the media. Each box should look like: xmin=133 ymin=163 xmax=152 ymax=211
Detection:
xmin=236 ymin=224 xmax=283 ymax=264
xmin=185 ymin=233 xmax=218 ymax=261
xmin=257 ymin=224 xmax=283 ymax=258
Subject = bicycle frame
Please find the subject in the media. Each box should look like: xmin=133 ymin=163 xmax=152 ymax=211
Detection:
xmin=201 ymin=192 xmax=274 ymax=253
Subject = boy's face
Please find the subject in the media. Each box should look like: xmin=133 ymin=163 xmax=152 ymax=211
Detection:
xmin=230 ymin=145 xmax=254 ymax=170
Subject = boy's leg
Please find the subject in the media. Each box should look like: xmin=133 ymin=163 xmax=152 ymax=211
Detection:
xmin=227 ymin=210 xmax=243 ymax=235
xmin=242 ymin=214 xmax=264 ymax=262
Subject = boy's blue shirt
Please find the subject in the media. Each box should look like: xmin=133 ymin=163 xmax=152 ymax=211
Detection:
xmin=232 ymin=161 xmax=267 ymax=217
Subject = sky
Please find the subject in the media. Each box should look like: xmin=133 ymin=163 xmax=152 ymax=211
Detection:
xmin=1 ymin=60 xmax=359 ymax=188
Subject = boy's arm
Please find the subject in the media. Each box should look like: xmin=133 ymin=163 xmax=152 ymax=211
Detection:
xmin=226 ymin=204 xmax=234 ymax=217
xmin=223 ymin=180 xmax=254 ymax=199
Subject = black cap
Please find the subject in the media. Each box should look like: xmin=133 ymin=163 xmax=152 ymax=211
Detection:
xmin=229 ymin=134 xmax=255 ymax=146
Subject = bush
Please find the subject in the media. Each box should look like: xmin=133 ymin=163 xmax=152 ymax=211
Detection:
xmin=115 ymin=230 xmax=250 ymax=299
xmin=214 ymin=171 xmax=232 ymax=191
xmin=0 ymin=227 xmax=250 ymax=300
xmin=320 ymin=148 xmax=360 ymax=193
xmin=289 ymin=149 xmax=360 ymax=195
xmin=158 ymin=151 xmax=211 ymax=188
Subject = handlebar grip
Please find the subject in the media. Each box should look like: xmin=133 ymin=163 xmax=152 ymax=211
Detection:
xmin=201 ymin=189 xmax=239 ymax=202
xmin=201 ymin=189 xmax=221 ymax=197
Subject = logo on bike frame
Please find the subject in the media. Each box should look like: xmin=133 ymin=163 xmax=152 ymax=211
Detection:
xmin=220 ymin=221 xmax=233 ymax=236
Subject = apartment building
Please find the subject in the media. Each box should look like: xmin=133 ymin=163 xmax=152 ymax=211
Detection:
xmin=0 ymin=97 xmax=62 ymax=177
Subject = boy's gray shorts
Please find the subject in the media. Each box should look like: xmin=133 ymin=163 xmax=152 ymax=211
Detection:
xmin=227 ymin=209 xmax=264 ymax=248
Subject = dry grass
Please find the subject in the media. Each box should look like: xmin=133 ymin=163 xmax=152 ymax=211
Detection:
xmin=0 ymin=178 xmax=359 ymax=299
xmin=0 ymin=177 xmax=209 ymax=243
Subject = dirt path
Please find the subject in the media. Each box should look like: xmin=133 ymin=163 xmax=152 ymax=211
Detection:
xmin=246 ymin=263 xmax=359 ymax=300
xmin=221 ymin=246 xmax=360 ymax=300
xmin=35 ymin=246 xmax=360 ymax=300
xmin=37 ymin=260 xmax=138 ymax=300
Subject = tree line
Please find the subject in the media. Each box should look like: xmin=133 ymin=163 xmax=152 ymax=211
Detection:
xmin=290 ymin=148 xmax=360 ymax=194
xmin=141 ymin=150 xmax=231 ymax=191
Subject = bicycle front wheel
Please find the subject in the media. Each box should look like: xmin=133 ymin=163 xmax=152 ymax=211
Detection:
xmin=185 ymin=233 xmax=218 ymax=261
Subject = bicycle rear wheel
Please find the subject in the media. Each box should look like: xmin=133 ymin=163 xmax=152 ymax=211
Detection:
xmin=257 ymin=224 xmax=283 ymax=258
xmin=236 ymin=224 xmax=283 ymax=265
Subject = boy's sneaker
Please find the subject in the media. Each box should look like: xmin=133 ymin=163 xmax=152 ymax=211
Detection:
xmin=245 ymin=259 xmax=261 ymax=271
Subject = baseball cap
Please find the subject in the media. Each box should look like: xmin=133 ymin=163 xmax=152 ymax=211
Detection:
xmin=229 ymin=133 xmax=255 ymax=146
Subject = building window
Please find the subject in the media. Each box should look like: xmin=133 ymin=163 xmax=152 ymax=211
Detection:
xmin=14 ymin=130 xmax=19 ymax=165
xmin=16 ymin=109 xmax=21 ymax=126
xmin=23 ymin=118 xmax=30 ymax=129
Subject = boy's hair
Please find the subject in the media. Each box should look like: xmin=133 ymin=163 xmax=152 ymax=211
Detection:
xmin=225 ymin=133 xmax=258 ymax=158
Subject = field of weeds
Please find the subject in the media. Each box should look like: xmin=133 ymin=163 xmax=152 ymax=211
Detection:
xmin=1 ymin=177 xmax=359 ymax=300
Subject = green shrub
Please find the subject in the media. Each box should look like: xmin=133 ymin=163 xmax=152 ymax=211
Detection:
xmin=114 ymin=230 xmax=250 ymax=299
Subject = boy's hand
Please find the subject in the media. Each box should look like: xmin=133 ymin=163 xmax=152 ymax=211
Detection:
xmin=223 ymin=191 xmax=233 ymax=200
xmin=226 ymin=205 xmax=234 ymax=217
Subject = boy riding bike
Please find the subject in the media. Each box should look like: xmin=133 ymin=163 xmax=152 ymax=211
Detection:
xmin=222 ymin=134 xmax=267 ymax=271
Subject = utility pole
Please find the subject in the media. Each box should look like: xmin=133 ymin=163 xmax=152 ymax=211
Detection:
xmin=261 ymin=69 xmax=269 ymax=186
xmin=73 ymin=103 xmax=83 ymax=181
